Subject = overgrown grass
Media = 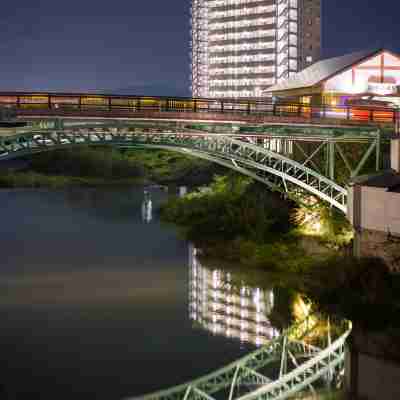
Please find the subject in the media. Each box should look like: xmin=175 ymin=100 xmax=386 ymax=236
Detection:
xmin=160 ymin=174 xmax=329 ymax=275
xmin=0 ymin=171 xmax=146 ymax=188
xmin=0 ymin=147 xmax=221 ymax=188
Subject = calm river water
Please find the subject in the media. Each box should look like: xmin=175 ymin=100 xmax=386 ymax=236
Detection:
xmin=0 ymin=187 xmax=279 ymax=399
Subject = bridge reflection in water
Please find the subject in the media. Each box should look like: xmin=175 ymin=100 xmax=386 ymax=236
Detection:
xmin=189 ymin=245 xmax=279 ymax=347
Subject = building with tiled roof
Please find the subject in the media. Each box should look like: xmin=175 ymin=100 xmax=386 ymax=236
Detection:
xmin=266 ymin=48 xmax=400 ymax=108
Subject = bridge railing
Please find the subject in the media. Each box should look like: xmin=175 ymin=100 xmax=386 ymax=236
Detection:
xmin=0 ymin=92 xmax=397 ymax=125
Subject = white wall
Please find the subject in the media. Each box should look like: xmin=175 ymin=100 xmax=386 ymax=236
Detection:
xmin=360 ymin=187 xmax=400 ymax=235
xmin=391 ymin=139 xmax=400 ymax=173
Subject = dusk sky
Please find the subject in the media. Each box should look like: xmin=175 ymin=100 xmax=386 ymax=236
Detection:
xmin=0 ymin=1 xmax=398 ymax=96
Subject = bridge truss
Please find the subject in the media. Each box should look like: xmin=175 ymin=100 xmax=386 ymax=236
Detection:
xmin=0 ymin=122 xmax=351 ymax=212
xmin=124 ymin=317 xmax=351 ymax=400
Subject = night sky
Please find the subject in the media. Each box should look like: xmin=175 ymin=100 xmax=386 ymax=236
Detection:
xmin=0 ymin=1 xmax=398 ymax=96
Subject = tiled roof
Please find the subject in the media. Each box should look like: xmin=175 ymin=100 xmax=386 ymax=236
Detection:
xmin=267 ymin=48 xmax=382 ymax=93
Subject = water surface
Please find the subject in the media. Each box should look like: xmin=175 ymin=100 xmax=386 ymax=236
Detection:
xmin=0 ymin=187 xmax=263 ymax=399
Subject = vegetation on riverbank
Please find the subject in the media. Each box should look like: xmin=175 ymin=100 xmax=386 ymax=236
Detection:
xmin=160 ymin=174 xmax=400 ymax=334
xmin=161 ymin=174 xmax=352 ymax=272
xmin=0 ymin=146 xmax=221 ymax=188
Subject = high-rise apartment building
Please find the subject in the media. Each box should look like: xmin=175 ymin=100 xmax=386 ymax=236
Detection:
xmin=191 ymin=0 xmax=321 ymax=98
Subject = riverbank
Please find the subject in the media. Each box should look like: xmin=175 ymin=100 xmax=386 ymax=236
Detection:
xmin=0 ymin=146 xmax=223 ymax=188
xmin=160 ymin=174 xmax=352 ymax=272
xmin=160 ymin=175 xmax=400 ymax=336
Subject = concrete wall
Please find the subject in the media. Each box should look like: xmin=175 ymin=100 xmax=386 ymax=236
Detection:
xmin=355 ymin=229 xmax=400 ymax=272
xmin=346 ymin=350 xmax=400 ymax=400
xmin=348 ymin=183 xmax=400 ymax=271
xmin=345 ymin=327 xmax=400 ymax=400
xmin=391 ymin=139 xmax=400 ymax=172
xmin=359 ymin=186 xmax=400 ymax=235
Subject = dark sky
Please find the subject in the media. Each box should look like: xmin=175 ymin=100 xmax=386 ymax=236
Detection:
xmin=0 ymin=1 xmax=398 ymax=96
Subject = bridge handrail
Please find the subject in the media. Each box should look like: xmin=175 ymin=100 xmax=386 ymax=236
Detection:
xmin=126 ymin=316 xmax=318 ymax=400
xmin=0 ymin=91 xmax=397 ymax=125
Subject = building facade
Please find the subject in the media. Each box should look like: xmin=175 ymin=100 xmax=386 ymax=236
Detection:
xmin=190 ymin=0 xmax=321 ymax=98
xmin=267 ymin=48 xmax=400 ymax=109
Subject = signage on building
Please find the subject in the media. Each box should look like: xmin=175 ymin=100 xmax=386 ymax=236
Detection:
xmin=367 ymin=82 xmax=398 ymax=95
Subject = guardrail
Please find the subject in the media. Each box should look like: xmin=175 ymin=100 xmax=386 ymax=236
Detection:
xmin=0 ymin=92 xmax=397 ymax=125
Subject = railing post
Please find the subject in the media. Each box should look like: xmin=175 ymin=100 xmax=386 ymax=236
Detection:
xmin=369 ymin=109 xmax=373 ymax=122
xmin=273 ymin=103 xmax=276 ymax=116
xmin=221 ymin=101 xmax=224 ymax=113
xmin=376 ymin=130 xmax=381 ymax=171
xmin=108 ymin=97 xmax=112 ymax=112
xmin=48 ymin=96 xmax=52 ymax=110
xmin=347 ymin=105 xmax=350 ymax=120
xmin=137 ymin=99 xmax=141 ymax=112
xmin=247 ymin=101 xmax=251 ymax=115
xmin=194 ymin=100 xmax=197 ymax=113
xmin=78 ymin=96 xmax=82 ymax=111
xmin=16 ymin=96 xmax=20 ymax=109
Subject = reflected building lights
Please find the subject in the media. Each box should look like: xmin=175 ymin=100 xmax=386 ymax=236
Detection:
xmin=189 ymin=245 xmax=279 ymax=346
xmin=141 ymin=190 xmax=153 ymax=223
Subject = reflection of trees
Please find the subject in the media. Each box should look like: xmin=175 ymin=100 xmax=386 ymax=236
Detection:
xmin=60 ymin=187 xmax=144 ymax=222
xmin=189 ymin=245 xmax=280 ymax=346
xmin=268 ymin=286 xmax=296 ymax=331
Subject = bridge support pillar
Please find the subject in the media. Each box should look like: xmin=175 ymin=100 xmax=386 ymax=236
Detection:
xmin=328 ymin=141 xmax=335 ymax=181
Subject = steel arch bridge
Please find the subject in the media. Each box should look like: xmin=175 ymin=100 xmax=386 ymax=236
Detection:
xmin=124 ymin=317 xmax=352 ymax=400
xmin=0 ymin=122 xmax=350 ymax=212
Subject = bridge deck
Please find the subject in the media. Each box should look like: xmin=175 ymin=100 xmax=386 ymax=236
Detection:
xmin=0 ymin=91 xmax=396 ymax=128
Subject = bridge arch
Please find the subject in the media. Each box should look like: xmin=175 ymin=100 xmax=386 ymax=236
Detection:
xmin=0 ymin=128 xmax=347 ymax=212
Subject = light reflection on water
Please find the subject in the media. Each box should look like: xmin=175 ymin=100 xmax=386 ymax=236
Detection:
xmin=0 ymin=187 xmax=284 ymax=399
xmin=189 ymin=245 xmax=280 ymax=347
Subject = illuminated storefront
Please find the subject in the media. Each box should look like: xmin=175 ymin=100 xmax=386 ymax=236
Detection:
xmin=267 ymin=48 xmax=400 ymax=108
xmin=189 ymin=246 xmax=279 ymax=346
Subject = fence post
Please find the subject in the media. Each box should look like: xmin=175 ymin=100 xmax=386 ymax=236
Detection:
xmin=221 ymin=101 xmax=224 ymax=114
